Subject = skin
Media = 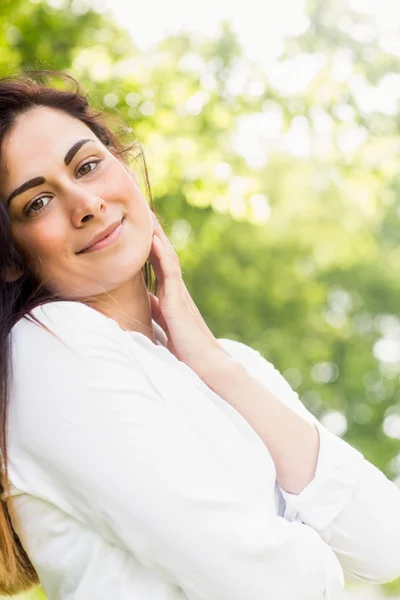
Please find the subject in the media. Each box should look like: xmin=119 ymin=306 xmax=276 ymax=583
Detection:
xmin=2 ymin=104 xmax=320 ymax=495
xmin=1 ymin=106 xmax=155 ymax=340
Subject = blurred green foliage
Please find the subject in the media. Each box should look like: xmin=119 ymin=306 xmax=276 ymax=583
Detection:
xmin=1 ymin=0 xmax=400 ymax=596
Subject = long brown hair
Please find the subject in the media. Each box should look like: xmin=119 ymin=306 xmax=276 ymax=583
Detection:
xmin=0 ymin=70 xmax=157 ymax=595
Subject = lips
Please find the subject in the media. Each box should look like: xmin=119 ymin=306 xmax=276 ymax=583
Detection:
xmin=77 ymin=220 xmax=123 ymax=254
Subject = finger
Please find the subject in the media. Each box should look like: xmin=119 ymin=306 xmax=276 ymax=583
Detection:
xmin=149 ymin=292 xmax=169 ymax=333
xmin=148 ymin=235 xmax=164 ymax=283
xmin=149 ymin=232 xmax=182 ymax=282
xmin=151 ymin=214 xmax=178 ymax=257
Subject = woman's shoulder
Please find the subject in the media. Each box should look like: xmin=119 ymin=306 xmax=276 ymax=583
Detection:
xmin=18 ymin=299 xmax=115 ymax=327
xmin=14 ymin=300 xmax=118 ymax=330
xmin=11 ymin=300 xmax=124 ymax=355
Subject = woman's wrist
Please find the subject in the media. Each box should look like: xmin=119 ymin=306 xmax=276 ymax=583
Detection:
xmin=198 ymin=350 xmax=242 ymax=389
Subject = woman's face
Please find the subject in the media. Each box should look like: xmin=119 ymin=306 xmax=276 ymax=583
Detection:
xmin=0 ymin=106 xmax=153 ymax=298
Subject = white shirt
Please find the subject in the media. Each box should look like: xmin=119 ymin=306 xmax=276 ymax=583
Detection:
xmin=5 ymin=301 xmax=400 ymax=600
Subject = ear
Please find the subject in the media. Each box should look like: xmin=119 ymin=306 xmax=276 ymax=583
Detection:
xmin=3 ymin=266 xmax=23 ymax=283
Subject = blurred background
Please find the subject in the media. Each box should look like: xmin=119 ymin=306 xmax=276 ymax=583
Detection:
xmin=1 ymin=0 xmax=400 ymax=597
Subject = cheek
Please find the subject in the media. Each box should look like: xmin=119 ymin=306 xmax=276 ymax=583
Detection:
xmin=111 ymin=175 xmax=153 ymax=233
xmin=12 ymin=219 xmax=67 ymax=265
xmin=105 ymin=162 xmax=147 ymax=210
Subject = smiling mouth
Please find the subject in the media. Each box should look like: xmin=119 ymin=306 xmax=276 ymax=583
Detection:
xmin=77 ymin=220 xmax=124 ymax=254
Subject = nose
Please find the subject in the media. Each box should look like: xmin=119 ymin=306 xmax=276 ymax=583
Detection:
xmin=67 ymin=183 xmax=106 ymax=228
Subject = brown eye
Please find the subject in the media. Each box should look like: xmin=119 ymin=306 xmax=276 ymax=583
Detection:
xmin=77 ymin=161 xmax=99 ymax=177
xmin=32 ymin=199 xmax=44 ymax=211
xmin=26 ymin=196 xmax=51 ymax=215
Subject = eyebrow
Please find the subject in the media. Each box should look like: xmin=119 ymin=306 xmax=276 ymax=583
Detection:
xmin=6 ymin=138 xmax=94 ymax=206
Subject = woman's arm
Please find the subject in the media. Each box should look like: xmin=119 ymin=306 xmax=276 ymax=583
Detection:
xmin=214 ymin=338 xmax=400 ymax=585
xmin=9 ymin=304 xmax=345 ymax=600
xmin=147 ymin=217 xmax=400 ymax=586
xmin=201 ymin=354 xmax=320 ymax=495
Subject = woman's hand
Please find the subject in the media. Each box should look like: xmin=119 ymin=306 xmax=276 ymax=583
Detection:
xmin=147 ymin=213 xmax=230 ymax=380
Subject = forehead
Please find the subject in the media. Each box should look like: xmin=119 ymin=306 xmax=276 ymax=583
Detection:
xmin=2 ymin=106 xmax=98 ymax=183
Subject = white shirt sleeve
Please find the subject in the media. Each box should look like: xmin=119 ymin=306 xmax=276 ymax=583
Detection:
xmin=9 ymin=304 xmax=344 ymax=600
xmin=218 ymin=338 xmax=400 ymax=585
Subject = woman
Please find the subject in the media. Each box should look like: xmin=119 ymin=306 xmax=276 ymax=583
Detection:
xmin=0 ymin=71 xmax=399 ymax=600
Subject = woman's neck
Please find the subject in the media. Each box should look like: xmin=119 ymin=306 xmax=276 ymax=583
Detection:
xmin=82 ymin=272 xmax=156 ymax=343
